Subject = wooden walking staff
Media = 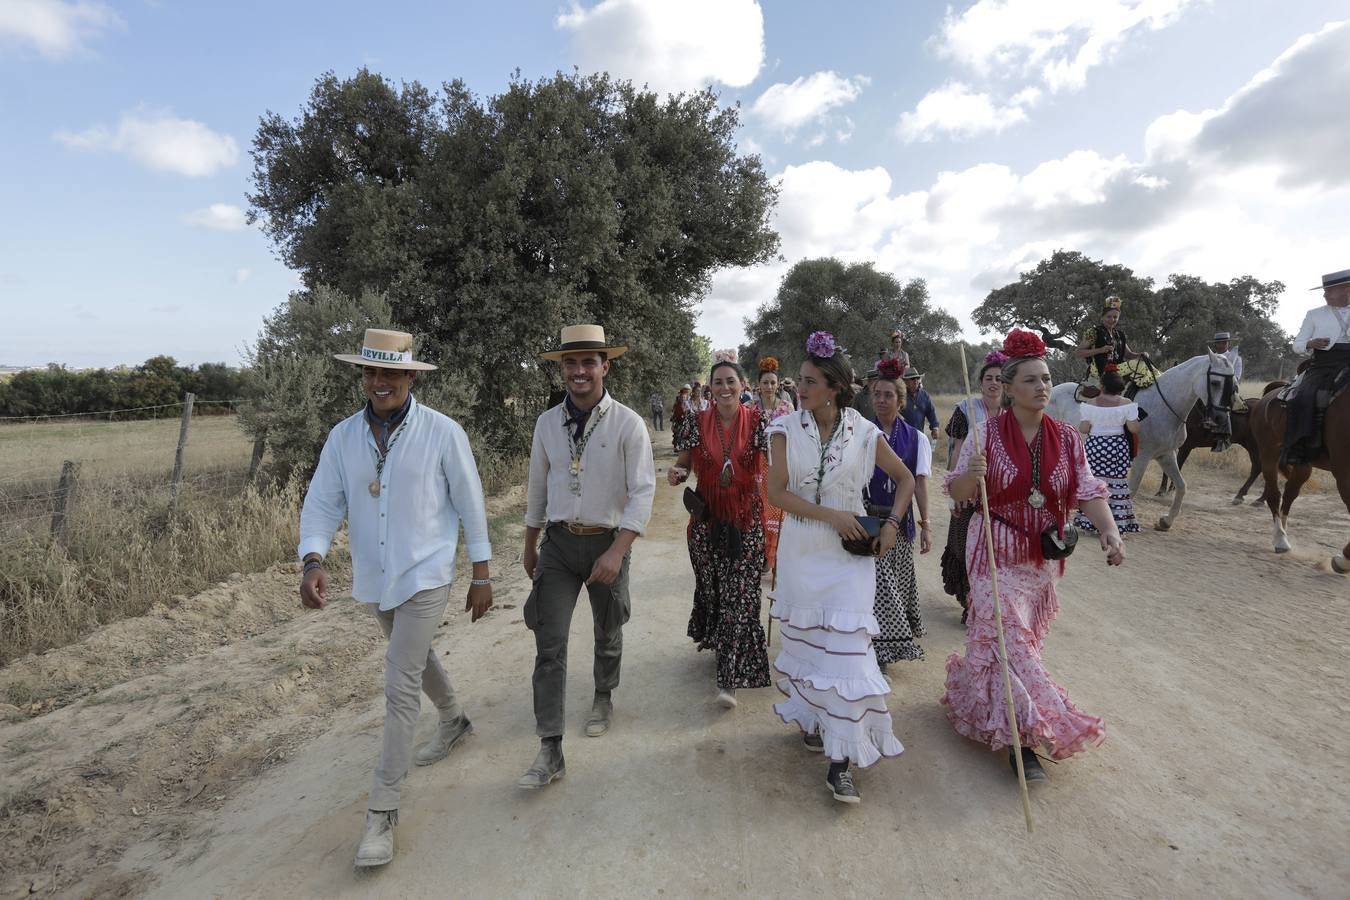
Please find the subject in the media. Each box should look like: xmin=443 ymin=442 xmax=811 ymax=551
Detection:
xmin=958 ymin=342 xmax=1035 ymax=833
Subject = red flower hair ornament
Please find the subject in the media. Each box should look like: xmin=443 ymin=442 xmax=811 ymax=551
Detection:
xmin=1002 ymin=328 xmax=1047 ymax=360
xmin=876 ymin=357 xmax=904 ymax=381
xmin=1104 ymin=363 xmax=1120 ymax=373
xmin=758 ymin=356 xmax=779 ymax=374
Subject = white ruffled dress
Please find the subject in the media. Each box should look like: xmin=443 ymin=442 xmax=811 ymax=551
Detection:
xmin=767 ymin=408 xmax=905 ymax=767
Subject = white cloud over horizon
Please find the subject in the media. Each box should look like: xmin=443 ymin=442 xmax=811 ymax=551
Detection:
xmin=557 ymin=0 xmax=764 ymax=94
xmin=896 ymin=82 xmax=1037 ymax=142
xmin=184 ymin=203 xmax=247 ymax=231
xmin=55 ymin=107 xmax=240 ymax=178
xmin=700 ymin=21 xmax=1350 ymax=351
xmin=751 ymin=71 xmax=868 ymax=137
xmin=0 ymin=0 xmax=122 ymax=60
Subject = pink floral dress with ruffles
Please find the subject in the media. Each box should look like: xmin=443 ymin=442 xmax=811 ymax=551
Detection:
xmin=942 ymin=417 xmax=1110 ymax=759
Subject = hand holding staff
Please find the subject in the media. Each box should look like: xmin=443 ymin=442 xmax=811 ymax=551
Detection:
xmin=959 ymin=342 xmax=1035 ymax=833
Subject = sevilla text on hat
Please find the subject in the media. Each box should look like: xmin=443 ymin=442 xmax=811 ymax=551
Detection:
xmin=334 ymin=329 xmax=438 ymax=371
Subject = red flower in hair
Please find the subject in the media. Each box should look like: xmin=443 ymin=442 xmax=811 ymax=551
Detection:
xmin=876 ymin=357 xmax=904 ymax=381
xmin=758 ymin=356 xmax=779 ymax=373
xmin=1104 ymin=363 xmax=1120 ymax=373
xmin=1002 ymin=328 xmax=1047 ymax=359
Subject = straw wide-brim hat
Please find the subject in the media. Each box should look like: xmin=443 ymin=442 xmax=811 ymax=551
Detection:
xmin=334 ymin=328 xmax=438 ymax=371
xmin=539 ymin=324 xmax=628 ymax=361
xmin=902 ymin=366 xmax=924 ymax=380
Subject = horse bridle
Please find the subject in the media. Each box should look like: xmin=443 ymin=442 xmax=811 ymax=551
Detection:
xmin=1145 ymin=357 xmax=1235 ymax=425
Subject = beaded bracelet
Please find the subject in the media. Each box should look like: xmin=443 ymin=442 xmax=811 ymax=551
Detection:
xmin=302 ymin=560 xmax=323 ymax=576
xmin=470 ymin=579 xmax=493 ymax=587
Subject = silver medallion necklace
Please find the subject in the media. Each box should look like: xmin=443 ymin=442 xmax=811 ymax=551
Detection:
xmin=566 ymin=401 xmax=610 ymax=495
xmin=1027 ymin=427 xmax=1046 ymax=510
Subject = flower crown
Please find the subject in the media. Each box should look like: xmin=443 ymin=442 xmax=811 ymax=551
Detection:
xmin=1103 ymin=295 xmax=1122 ymax=312
xmin=1002 ymin=328 xmax=1047 ymax=359
xmin=757 ymin=356 xmax=779 ymax=374
xmin=805 ymin=331 xmax=837 ymax=358
xmin=712 ymin=348 xmax=739 ymax=364
xmin=876 ymin=357 xmax=904 ymax=381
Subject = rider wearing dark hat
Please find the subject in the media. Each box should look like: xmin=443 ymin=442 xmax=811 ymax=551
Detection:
xmin=1283 ymin=269 xmax=1350 ymax=464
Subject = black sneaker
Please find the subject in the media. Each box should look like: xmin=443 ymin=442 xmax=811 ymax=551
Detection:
xmin=1010 ymin=747 xmax=1047 ymax=782
xmin=803 ymin=732 xmax=824 ymax=752
xmin=827 ymin=769 xmax=861 ymax=804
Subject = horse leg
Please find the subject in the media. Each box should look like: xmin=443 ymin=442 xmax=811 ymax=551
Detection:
xmin=1128 ymin=455 xmax=1148 ymax=498
xmin=1157 ymin=451 xmax=1185 ymax=531
xmin=1276 ymin=464 xmax=1312 ymax=554
xmin=1333 ymin=473 xmax=1350 ymax=574
xmin=1235 ymin=445 xmax=1261 ymax=505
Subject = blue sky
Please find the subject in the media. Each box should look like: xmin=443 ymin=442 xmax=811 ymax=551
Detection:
xmin=2 ymin=0 xmax=1347 ymax=369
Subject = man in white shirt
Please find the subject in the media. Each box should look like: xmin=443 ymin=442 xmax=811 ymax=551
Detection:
xmin=518 ymin=325 xmax=655 ymax=789
xmin=297 ymin=328 xmax=494 ymax=867
xmin=1283 ymin=269 xmax=1350 ymax=464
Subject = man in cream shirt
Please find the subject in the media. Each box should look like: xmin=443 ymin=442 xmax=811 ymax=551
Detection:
xmin=518 ymin=325 xmax=655 ymax=789
xmin=1284 ymin=268 xmax=1350 ymax=464
xmin=298 ymin=328 xmax=493 ymax=867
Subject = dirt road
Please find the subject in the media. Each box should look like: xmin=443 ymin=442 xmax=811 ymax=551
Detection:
xmin=4 ymin=442 xmax=1347 ymax=898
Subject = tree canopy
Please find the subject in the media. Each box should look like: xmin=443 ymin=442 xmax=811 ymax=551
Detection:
xmin=972 ymin=249 xmax=1292 ymax=376
xmin=248 ymin=68 xmax=778 ymax=444
xmin=742 ymin=258 xmax=963 ymax=388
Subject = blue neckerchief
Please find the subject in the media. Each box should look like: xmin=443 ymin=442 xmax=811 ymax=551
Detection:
xmin=563 ymin=391 xmax=606 ymax=441
xmin=365 ymin=394 xmax=412 ymax=454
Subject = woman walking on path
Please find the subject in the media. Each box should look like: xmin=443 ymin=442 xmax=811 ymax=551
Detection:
xmin=766 ymin=332 xmax=915 ymax=805
xmin=941 ymin=351 xmax=1005 ymax=622
xmin=865 ymin=358 xmax=932 ymax=668
xmin=753 ymin=357 xmax=794 ymax=572
xmin=943 ymin=329 xmax=1124 ymax=782
xmin=1074 ymin=366 xmax=1140 ymax=536
xmin=669 ymin=358 xmax=771 ymax=708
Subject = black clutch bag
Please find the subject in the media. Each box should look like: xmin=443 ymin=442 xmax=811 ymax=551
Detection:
xmin=841 ymin=516 xmax=883 ymax=556
xmin=683 ymin=487 xmax=708 ymax=523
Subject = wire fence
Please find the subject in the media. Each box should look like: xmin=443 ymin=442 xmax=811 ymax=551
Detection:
xmin=0 ymin=394 xmax=263 ymax=538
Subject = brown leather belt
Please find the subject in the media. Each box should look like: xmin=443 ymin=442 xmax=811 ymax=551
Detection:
xmin=550 ymin=521 xmax=612 ymax=536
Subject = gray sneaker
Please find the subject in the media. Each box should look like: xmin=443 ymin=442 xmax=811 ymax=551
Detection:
xmin=517 ymin=742 xmax=566 ymax=789
xmin=584 ymin=696 xmax=613 ymax=737
xmin=803 ymin=732 xmax=824 ymax=752
xmin=355 ymin=810 xmax=396 ymax=867
xmin=414 ymin=714 xmax=473 ymax=766
xmin=827 ymin=769 xmax=861 ymax=804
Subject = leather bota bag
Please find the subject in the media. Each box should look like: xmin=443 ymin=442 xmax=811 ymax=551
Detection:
xmin=991 ymin=513 xmax=1079 ymax=561
xmin=841 ymin=516 xmax=883 ymax=557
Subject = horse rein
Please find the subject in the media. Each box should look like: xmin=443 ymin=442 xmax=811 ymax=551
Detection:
xmin=1146 ymin=357 xmax=1235 ymax=424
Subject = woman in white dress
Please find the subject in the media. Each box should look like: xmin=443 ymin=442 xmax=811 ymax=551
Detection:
xmin=1074 ymin=365 xmax=1141 ymax=535
xmin=766 ymin=332 xmax=915 ymax=805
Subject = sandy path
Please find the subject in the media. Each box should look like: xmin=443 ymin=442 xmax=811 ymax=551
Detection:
xmin=125 ymin=441 xmax=1349 ymax=899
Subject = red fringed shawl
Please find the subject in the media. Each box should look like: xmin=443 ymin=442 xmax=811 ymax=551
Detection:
xmin=971 ymin=411 xmax=1079 ymax=572
xmin=692 ymin=404 xmax=759 ymax=529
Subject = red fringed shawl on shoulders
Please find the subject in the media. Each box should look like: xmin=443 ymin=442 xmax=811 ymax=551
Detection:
xmin=692 ymin=404 xmax=761 ymax=529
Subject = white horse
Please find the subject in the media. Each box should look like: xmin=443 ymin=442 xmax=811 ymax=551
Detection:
xmin=1048 ymin=349 xmax=1238 ymax=531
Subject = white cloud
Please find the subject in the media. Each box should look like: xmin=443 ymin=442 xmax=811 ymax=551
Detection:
xmin=698 ymin=23 xmax=1350 ymax=350
xmin=0 ymin=0 xmax=122 ymax=60
xmin=896 ymin=81 xmax=1033 ymax=142
xmin=184 ymin=203 xmax=247 ymax=231
xmin=935 ymin=0 xmax=1199 ymax=92
xmin=557 ymin=0 xmax=764 ymax=94
xmin=234 ymin=268 xmax=251 ymax=284
xmin=750 ymin=71 xmax=868 ymax=135
xmin=55 ymin=107 xmax=239 ymax=178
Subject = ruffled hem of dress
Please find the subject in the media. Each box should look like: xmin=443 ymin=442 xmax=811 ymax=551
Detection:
xmin=940 ymin=651 xmax=1105 ymax=760
xmin=875 ymin=640 xmax=924 ymax=664
xmin=772 ymin=656 xmax=891 ymax=703
xmin=768 ymin=597 xmax=879 ymax=636
xmin=773 ymin=692 xmax=904 ymax=769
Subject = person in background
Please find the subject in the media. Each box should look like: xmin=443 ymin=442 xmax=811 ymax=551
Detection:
xmin=649 ymin=391 xmax=665 ymax=432
xmin=298 ymin=328 xmax=493 ymax=868
xmin=751 ymin=357 xmax=794 ymax=573
xmin=900 ymin=367 xmax=940 ymax=441
xmin=1074 ymin=365 xmax=1141 ymax=536
xmin=882 ymin=329 xmax=911 ymax=370
xmin=865 ymin=358 xmax=931 ymax=671
xmin=781 ymin=377 xmax=799 ymax=410
xmin=1282 ymin=268 xmax=1350 ymax=464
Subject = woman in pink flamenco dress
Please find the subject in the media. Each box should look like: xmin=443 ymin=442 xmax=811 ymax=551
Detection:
xmin=943 ymin=328 xmax=1126 ymax=781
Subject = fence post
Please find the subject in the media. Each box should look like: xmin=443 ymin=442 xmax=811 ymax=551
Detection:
xmin=248 ymin=435 xmax=266 ymax=482
xmin=170 ymin=393 xmax=195 ymax=510
xmin=51 ymin=460 xmax=80 ymax=540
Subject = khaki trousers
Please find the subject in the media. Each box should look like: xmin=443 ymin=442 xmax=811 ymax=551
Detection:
xmin=368 ymin=584 xmax=460 ymax=812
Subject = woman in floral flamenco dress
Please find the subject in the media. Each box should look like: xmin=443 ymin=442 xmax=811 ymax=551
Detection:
xmin=944 ymin=329 xmax=1125 ymax=781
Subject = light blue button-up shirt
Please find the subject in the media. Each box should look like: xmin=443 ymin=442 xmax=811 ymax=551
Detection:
xmin=298 ymin=397 xmax=492 ymax=611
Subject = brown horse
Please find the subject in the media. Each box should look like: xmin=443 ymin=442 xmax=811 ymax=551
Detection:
xmin=1157 ymin=399 xmax=1262 ymax=504
xmin=1248 ymin=384 xmax=1350 ymax=572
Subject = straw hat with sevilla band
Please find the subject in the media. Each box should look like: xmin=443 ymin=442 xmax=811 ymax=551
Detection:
xmin=539 ymin=324 xmax=628 ymax=361
xmin=334 ymin=328 xmax=438 ymax=371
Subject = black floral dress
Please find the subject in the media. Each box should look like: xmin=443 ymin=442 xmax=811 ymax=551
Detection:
xmin=674 ymin=413 xmax=772 ymax=690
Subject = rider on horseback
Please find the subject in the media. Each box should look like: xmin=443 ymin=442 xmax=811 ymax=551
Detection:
xmin=1075 ymin=295 xmax=1154 ymax=400
xmin=1282 ymin=269 xmax=1350 ymax=465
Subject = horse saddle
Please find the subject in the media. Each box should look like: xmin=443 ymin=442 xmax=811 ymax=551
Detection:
xmin=1075 ymin=383 xmax=1101 ymax=401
